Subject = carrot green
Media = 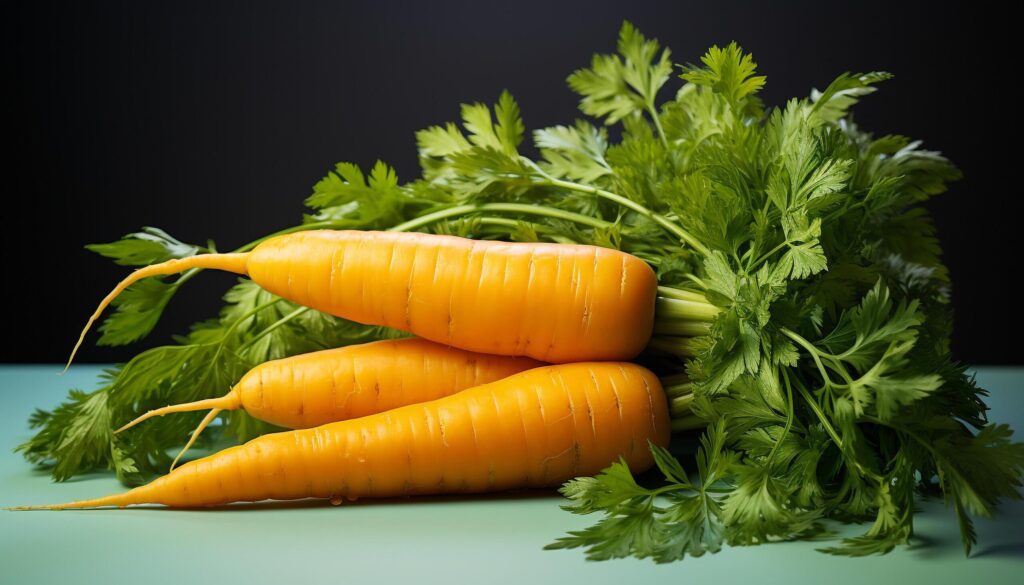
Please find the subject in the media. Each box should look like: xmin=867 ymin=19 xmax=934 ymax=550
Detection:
xmin=18 ymin=21 xmax=1022 ymax=561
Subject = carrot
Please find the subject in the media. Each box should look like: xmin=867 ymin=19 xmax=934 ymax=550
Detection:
xmin=69 ymin=230 xmax=658 ymax=365
xmin=17 ymin=362 xmax=669 ymax=509
xmin=116 ymin=337 xmax=543 ymax=468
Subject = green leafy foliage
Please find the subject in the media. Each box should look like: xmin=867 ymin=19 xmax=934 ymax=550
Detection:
xmin=546 ymin=422 xmax=733 ymax=562
xmin=85 ymin=227 xmax=202 ymax=267
xmin=305 ymin=161 xmax=435 ymax=228
xmin=534 ymin=121 xmax=613 ymax=183
xmin=568 ymin=21 xmax=673 ymax=126
xmin=680 ymin=42 xmax=765 ymax=117
xmin=24 ymin=22 xmax=1020 ymax=563
xmin=540 ymin=30 xmax=1018 ymax=562
xmin=85 ymin=228 xmax=207 ymax=345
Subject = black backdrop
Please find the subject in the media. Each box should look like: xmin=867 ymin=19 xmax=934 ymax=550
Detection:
xmin=3 ymin=0 xmax=1018 ymax=364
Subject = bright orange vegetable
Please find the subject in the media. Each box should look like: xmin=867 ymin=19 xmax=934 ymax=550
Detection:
xmin=117 ymin=337 xmax=543 ymax=468
xmin=19 ymin=362 xmax=669 ymax=509
xmin=70 ymin=230 xmax=658 ymax=365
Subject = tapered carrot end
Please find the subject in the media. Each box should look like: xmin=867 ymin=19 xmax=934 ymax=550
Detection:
xmin=6 ymin=493 xmax=135 ymax=511
xmin=6 ymin=504 xmax=66 ymax=511
xmin=5 ymin=478 xmax=167 ymax=510
xmin=115 ymin=392 xmax=241 ymax=434
xmin=113 ymin=404 xmax=182 ymax=434
xmin=64 ymin=253 xmax=251 ymax=370
xmin=169 ymin=408 xmax=224 ymax=471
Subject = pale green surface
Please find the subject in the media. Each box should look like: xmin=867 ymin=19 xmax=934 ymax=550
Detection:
xmin=1 ymin=366 xmax=1022 ymax=584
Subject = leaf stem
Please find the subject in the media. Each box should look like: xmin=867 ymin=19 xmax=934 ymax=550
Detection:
xmin=389 ymin=202 xmax=611 ymax=233
xmin=224 ymin=299 xmax=283 ymax=337
xmin=654 ymin=320 xmax=712 ymax=336
xmin=781 ymin=327 xmax=838 ymax=387
xmin=685 ymin=273 xmax=709 ymax=289
xmin=660 ymin=373 xmax=691 ymax=386
xmin=540 ymin=177 xmax=710 ymax=256
xmin=794 ymin=381 xmax=844 ymax=450
xmin=656 ymin=297 xmax=719 ymax=321
xmin=237 ymin=306 xmax=307 ymax=353
xmin=671 ymin=393 xmax=695 ymax=417
xmin=765 ymin=370 xmax=797 ymax=466
xmin=747 ymin=240 xmax=789 ymax=272
xmin=647 ymin=102 xmax=669 ymax=147
xmin=657 ymin=286 xmax=710 ymax=303
xmin=865 ymin=417 xmax=947 ymax=484
xmin=672 ymin=414 xmax=706 ymax=432
xmin=648 ymin=336 xmax=701 ymax=357
xmin=665 ymin=382 xmax=694 ymax=398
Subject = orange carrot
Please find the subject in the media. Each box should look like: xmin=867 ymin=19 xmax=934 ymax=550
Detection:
xmin=116 ymin=337 xmax=543 ymax=468
xmin=18 ymin=363 xmax=669 ymax=509
xmin=69 ymin=230 xmax=658 ymax=365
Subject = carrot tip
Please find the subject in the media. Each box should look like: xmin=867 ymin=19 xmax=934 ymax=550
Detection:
xmin=115 ymin=392 xmax=239 ymax=435
xmin=65 ymin=253 xmax=251 ymax=370
xmin=169 ymin=408 xmax=223 ymax=471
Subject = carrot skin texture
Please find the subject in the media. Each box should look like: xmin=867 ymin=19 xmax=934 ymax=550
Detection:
xmin=28 ymin=363 xmax=669 ymax=509
xmin=233 ymin=337 xmax=543 ymax=428
xmin=248 ymin=231 xmax=657 ymax=363
xmin=74 ymin=231 xmax=658 ymax=365
xmin=113 ymin=337 xmax=544 ymax=470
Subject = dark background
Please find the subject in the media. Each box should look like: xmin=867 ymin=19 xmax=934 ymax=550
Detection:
xmin=2 ymin=1 xmax=1017 ymax=364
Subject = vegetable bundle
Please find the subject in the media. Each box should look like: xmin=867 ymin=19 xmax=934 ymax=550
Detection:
xmin=17 ymin=22 xmax=1023 ymax=560
xmin=24 ymin=362 xmax=670 ymax=509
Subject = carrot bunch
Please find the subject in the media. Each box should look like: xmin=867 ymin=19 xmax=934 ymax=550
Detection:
xmin=16 ymin=22 xmax=1019 ymax=563
xmin=22 ymin=230 xmax=707 ymax=509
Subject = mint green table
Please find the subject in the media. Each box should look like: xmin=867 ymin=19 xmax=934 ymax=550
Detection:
xmin=2 ymin=366 xmax=1021 ymax=584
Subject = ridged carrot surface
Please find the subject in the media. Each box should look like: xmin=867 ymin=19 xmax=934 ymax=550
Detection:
xmin=120 ymin=337 xmax=543 ymax=431
xmin=71 ymin=231 xmax=658 ymax=364
xmin=23 ymin=363 xmax=669 ymax=509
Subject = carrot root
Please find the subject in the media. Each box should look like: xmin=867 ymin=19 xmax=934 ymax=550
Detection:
xmin=8 ymin=486 xmax=156 ymax=510
xmin=169 ymin=408 xmax=224 ymax=471
xmin=65 ymin=252 xmax=250 ymax=371
xmin=115 ymin=392 xmax=241 ymax=434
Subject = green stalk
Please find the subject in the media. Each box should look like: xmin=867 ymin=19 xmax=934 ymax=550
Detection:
xmin=656 ymin=297 xmax=719 ymax=321
xmin=764 ymin=370 xmax=796 ymax=466
xmin=672 ymin=414 xmax=706 ymax=432
xmin=781 ymin=327 xmax=839 ymax=387
xmin=654 ymin=320 xmax=712 ymax=337
xmin=746 ymin=240 xmax=789 ymax=272
xmin=222 ymin=299 xmax=282 ymax=337
xmin=665 ymin=382 xmax=693 ymax=398
xmin=237 ymin=201 xmax=605 ymax=254
xmin=685 ymin=273 xmax=709 ymax=289
xmin=237 ymin=306 xmax=307 ymax=353
xmin=539 ymin=177 xmax=710 ymax=256
xmin=660 ymin=373 xmax=690 ymax=387
xmin=390 ymin=202 xmax=610 ymax=233
xmin=647 ymin=102 xmax=669 ymax=147
xmin=670 ymin=394 xmax=695 ymax=417
xmin=648 ymin=336 xmax=700 ymax=357
xmin=794 ymin=382 xmax=844 ymax=451
xmin=434 ymin=217 xmax=575 ymax=244
xmin=657 ymin=286 xmax=711 ymax=304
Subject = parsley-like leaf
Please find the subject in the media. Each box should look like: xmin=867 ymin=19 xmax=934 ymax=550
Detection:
xmin=568 ymin=21 xmax=672 ymax=126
